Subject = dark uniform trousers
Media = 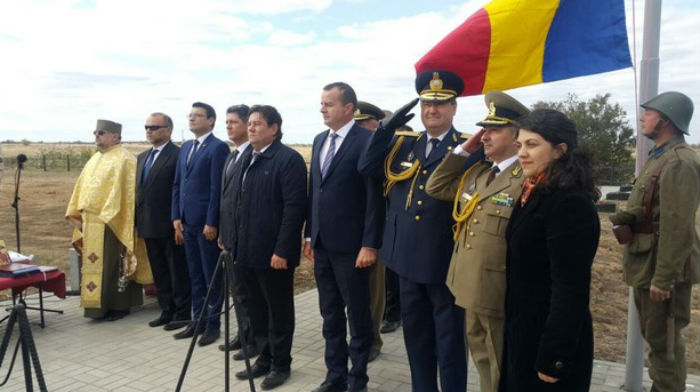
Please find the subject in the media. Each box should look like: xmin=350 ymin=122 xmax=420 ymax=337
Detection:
xmin=400 ymin=277 xmax=466 ymax=392
xmin=239 ymin=265 xmax=295 ymax=371
xmin=314 ymin=243 xmax=373 ymax=389
xmin=384 ymin=267 xmax=401 ymax=322
xmin=634 ymin=282 xmax=692 ymax=392
xmin=144 ymin=236 xmax=191 ymax=320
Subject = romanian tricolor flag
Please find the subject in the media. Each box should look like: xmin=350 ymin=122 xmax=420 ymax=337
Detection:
xmin=415 ymin=0 xmax=632 ymax=96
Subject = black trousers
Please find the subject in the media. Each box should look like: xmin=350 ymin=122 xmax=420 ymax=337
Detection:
xmin=239 ymin=265 xmax=295 ymax=371
xmin=384 ymin=267 xmax=401 ymax=322
xmin=144 ymin=236 xmax=191 ymax=320
xmin=225 ymin=262 xmax=252 ymax=345
xmin=314 ymin=244 xmax=373 ymax=390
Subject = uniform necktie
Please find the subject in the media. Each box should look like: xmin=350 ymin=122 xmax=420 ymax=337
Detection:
xmin=321 ymin=133 xmax=339 ymax=179
xmin=142 ymin=148 xmax=158 ymax=182
xmin=186 ymin=140 xmax=200 ymax=168
xmin=426 ymin=138 xmax=440 ymax=159
xmin=486 ymin=165 xmax=500 ymax=186
xmin=225 ymin=149 xmax=240 ymax=180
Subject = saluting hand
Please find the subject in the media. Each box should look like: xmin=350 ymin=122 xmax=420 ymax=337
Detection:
xmin=203 ymin=225 xmax=218 ymax=241
xmin=460 ymin=128 xmax=486 ymax=154
xmin=303 ymin=242 xmax=314 ymax=261
xmin=271 ymin=254 xmax=288 ymax=270
xmin=355 ymin=247 xmax=377 ymax=268
xmin=380 ymin=98 xmax=419 ymax=132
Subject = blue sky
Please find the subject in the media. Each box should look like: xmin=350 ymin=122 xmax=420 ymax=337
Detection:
xmin=0 ymin=0 xmax=698 ymax=143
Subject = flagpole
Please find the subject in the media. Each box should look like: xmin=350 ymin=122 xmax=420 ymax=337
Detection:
xmin=624 ymin=1 xmax=661 ymax=391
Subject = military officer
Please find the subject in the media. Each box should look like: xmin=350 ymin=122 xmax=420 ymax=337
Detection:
xmin=610 ymin=91 xmax=699 ymax=392
xmin=426 ymin=91 xmax=529 ymax=392
xmin=358 ymin=70 xmax=479 ymax=392
xmin=354 ymin=100 xmax=387 ymax=361
xmin=354 ymin=101 xmax=385 ymax=132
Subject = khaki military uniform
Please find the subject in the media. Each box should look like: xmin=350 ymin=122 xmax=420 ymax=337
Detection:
xmin=426 ymin=152 xmax=523 ymax=392
xmin=610 ymin=136 xmax=700 ymax=392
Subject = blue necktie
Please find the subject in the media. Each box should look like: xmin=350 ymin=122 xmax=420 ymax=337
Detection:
xmin=321 ymin=133 xmax=339 ymax=179
xmin=142 ymin=148 xmax=157 ymax=182
xmin=187 ymin=140 xmax=199 ymax=169
xmin=426 ymin=138 xmax=440 ymax=159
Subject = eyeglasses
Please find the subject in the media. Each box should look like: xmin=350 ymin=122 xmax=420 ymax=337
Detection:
xmin=188 ymin=113 xmax=206 ymax=119
xmin=145 ymin=125 xmax=167 ymax=131
xmin=93 ymin=130 xmax=108 ymax=136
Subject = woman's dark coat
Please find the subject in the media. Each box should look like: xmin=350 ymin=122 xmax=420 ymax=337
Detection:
xmin=499 ymin=188 xmax=600 ymax=392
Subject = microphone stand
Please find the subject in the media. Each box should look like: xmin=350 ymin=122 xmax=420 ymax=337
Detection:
xmin=11 ymin=158 xmax=24 ymax=253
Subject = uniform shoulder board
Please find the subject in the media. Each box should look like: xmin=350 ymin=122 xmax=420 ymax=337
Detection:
xmin=460 ymin=133 xmax=472 ymax=139
xmin=395 ymin=130 xmax=422 ymax=137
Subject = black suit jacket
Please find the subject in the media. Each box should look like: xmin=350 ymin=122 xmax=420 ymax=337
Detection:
xmin=219 ymin=144 xmax=253 ymax=251
xmin=226 ymin=141 xmax=307 ymax=268
xmin=305 ymin=123 xmax=384 ymax=254
xmin=136 ymin=141 xmax=180 ymax=238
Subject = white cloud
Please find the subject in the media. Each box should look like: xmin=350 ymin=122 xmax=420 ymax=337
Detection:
xmin=0 ymin=0 xmax=697 ymax=146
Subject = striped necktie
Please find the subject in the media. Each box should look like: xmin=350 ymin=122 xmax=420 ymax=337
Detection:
xmin=321 ymin=133 xmax=339 ymax=179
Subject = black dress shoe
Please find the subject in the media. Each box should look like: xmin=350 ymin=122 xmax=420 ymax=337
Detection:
xmin=104 ymin=310 xmax=130 ymax=321
xmin=218 ymin=335 xmax=242 ymax=352
xmin=163 ymin=319 xmax=190 ymax=331
xmin=235 ymin=362 xmax=270 ymax=380
xmin=173 ymin=323 xmax=199 ymax=340
xmin=380 ymin=320 xmax=401 ymax=333
xmin=233 ymin=345 xmax=260 ymax=361
xmin=310 ymin=381 xmax=348 ymax=392
xmin=260 ymin=370 xmax=290 ymax=390
xmin=148 ymin=315 xmax=172 ymax=328
xmin=198 ymin=328 xmax=221 ymax=346
xmin=368 ymin=348 xmax=380 ymax=362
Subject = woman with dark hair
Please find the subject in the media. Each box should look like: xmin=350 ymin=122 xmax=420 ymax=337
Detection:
xmin=499 ymin=109 xmax=600 ymax=391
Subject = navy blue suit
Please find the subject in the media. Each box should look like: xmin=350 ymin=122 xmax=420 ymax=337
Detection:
xmin=359 ymin=125 xmax=478 ymax=392
xmin=172 ymin=133 xmax=229 ymax=330
xmin=306 ymin=123 xmax=384 ymax=390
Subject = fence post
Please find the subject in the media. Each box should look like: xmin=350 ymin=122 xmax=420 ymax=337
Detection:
xmin=67 ymin=155 xmax=71 ymax=172
xmin=42 ymin=154 xmax=47 ymax=171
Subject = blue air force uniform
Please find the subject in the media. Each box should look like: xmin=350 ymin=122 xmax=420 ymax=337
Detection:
xmin=358 ymin=70 xmax=480 ymax=392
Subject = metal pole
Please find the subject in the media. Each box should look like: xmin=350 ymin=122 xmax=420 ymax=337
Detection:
xmin=624 ymin=1 xmax=662 ymax=391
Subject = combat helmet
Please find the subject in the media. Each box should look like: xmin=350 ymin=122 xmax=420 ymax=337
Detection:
xmin=641 ymin=91 xmax=694 ymax=135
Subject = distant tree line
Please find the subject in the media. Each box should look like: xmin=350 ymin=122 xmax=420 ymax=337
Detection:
xmin=532 ymin=93 xmax=636 ymax=185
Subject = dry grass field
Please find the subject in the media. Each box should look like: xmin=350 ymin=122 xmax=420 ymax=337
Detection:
xmin=0 ymin=142 xmax=697 ymax=374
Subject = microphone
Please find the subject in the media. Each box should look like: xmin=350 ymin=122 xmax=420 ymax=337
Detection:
xmin=16 ymin=154 xmax=27 ymax=169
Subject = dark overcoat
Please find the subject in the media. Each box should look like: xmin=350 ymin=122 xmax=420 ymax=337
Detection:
xmin=500 ymin=188 xmax=600 ymax=392
xmin=231 ymin=141 xmax=307 ymax=268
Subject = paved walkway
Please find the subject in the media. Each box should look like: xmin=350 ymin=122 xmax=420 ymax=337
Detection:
xmin=0 ymin=290 xmax=698 ymax=392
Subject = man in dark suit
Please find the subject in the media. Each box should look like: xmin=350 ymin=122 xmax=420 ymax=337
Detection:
xmin=304 ymin=82 xmax=384 ymax=392
xmin=171 ymin=102 xmax=230 ymax=346
xmin=217 ymin=104 xmax=257 ymax=359
xmin=220 ymin=105 xmax=307 ymax=390
xmin=358 ymin=70 xmax=474 ymax=392
xmin=136 ymin=112 xmax=191 ymax=330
